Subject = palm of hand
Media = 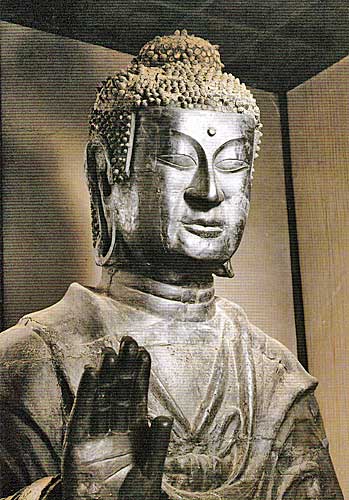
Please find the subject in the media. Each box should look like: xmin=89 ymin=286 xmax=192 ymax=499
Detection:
xmin=62 ymin=338 xmax=172 ymax=500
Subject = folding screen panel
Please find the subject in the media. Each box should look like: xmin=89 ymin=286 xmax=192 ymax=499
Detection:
xmin=288 ymin=56 xmax=349 ymax=496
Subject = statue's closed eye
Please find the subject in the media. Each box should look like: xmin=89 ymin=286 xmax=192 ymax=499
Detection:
xmin=215 ymin=159 xmax=249 ymax=173
xmin=158 ymin=154 xmax=197 ymax=169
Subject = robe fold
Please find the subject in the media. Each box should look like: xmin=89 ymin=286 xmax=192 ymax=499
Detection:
xmin=0 ymin=282 xmax=343 ymax=499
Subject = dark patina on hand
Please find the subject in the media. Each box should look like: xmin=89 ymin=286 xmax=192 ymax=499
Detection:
xmin=62 ymin=337 xmax=172 ymax=500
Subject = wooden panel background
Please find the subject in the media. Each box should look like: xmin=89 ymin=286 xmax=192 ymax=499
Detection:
xmin=288 ymin=56 xmax=349 ymax=496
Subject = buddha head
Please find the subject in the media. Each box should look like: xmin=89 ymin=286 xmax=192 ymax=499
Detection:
xmin=86 ymin=30 xmax=262 ymax=280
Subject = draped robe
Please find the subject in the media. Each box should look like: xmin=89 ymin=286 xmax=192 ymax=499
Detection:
xmin=0 ymin=280 xmax=343 ymax=499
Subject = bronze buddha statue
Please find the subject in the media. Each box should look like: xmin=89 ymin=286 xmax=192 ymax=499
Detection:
xmin=0 ymin=30 xmax=343 ymax=499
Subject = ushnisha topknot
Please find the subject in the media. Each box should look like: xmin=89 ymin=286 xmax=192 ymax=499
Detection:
xmin=89 ymin=29 xmax=262 ymax=186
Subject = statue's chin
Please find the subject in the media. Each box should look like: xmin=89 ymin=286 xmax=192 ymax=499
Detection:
xmin=116 ymin=229 xmax=238 ymax=278
xmin=171 ymin=227 xmax=237 ymax=263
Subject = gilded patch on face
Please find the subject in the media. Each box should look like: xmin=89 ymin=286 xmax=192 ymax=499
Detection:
xmin=207 ymin=127 xmax=216 ymax=137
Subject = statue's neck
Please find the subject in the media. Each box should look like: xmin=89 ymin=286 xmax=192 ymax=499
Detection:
xmin=98 ymin=267 xmax=216 ymax=322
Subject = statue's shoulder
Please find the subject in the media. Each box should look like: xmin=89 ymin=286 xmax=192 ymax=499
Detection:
xmin=0 ymin=281 xmax=111 ymax=405
xmin=20 ymin=282 xmax=106 ymax=331
xmin=0 ymin=313 xmax=65 ymax=459
xmin=12 ymin=282 xmax=128 ymax=345
xmin=216 ymin=295 xmax=294 ymax=358
xmin=216 ymin=296 xmax=317 ymax=389
xmin=0 ymin=282 xmax=107 ymax=374
xmin=0 ymin=317 xmax=62 ymax=410
xmin=0 ymin=321 xmax=52 ymax=366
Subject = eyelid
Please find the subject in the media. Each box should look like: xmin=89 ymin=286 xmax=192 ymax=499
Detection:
xmin=215 ymin=158 xmax=249 ymax=173
xmin=157 ymin=153 xmax=197 ymax=169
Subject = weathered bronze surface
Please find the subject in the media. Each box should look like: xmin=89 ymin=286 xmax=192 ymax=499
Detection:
xmin=0 ymin=30 xmax=343 ymax=499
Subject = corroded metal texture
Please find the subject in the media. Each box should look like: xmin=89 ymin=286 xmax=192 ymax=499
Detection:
xmin=0 ymin=30 xmax=343 ymax=500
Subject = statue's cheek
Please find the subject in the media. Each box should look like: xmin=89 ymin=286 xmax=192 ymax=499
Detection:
xmin=114 ymin=184 xmax=140 ymax=235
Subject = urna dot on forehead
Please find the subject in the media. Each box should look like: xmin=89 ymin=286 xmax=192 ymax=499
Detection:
xmin=89 ymin=29 xmax=263 ymax=183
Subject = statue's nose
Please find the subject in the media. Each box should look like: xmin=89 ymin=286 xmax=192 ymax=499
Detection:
xmin=184 ymin=165 xmax=224 ymax=206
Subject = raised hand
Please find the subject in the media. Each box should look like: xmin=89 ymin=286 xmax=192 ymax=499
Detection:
xmin=62 ymin=337 xmax=172 ymax=500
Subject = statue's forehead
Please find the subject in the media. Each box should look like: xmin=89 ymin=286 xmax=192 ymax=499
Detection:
xmin=138 ymin=107 xmax=255 ymax=145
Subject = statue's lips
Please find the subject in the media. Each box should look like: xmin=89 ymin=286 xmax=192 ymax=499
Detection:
xmin=182 ymin=220 xmax=223 ymax=238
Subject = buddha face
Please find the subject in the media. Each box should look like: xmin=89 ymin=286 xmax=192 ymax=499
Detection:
xmin=107 ymin=107 xmax=255 ymax=272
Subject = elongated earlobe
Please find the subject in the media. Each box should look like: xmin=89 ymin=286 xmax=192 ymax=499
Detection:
xmin=214 ymin=260 xmax=235 ymax=278
xmin=85 ymin=140 xmax=117 ymax=266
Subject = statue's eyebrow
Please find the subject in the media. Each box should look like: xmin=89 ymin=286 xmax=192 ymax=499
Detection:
xmin=168 ymin=129 xmax=204 ymax=156
xmin=161 ymin=129 xmax=252 ymax=161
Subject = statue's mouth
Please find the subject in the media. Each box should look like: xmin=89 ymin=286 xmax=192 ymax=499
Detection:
xmin=182 ymin=221 xmax=223 ymax=238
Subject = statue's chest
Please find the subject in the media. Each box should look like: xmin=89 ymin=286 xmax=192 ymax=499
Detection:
xmin=147 ymin=342 xmax=222 ymax=426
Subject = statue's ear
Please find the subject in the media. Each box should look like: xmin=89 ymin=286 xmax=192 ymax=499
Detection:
xmin=214 ymin=259 xmax=235 ymax=278
xmin=84 ymin=139 xmax=116 ymax=266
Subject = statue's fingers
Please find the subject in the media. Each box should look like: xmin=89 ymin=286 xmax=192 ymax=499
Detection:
xmin=111 ymin=336 xmax=140 ymax=432
xmin=66 ymin=366 xmax=98 ymax=443
xmin=144 ymin=416 xmax=173 ymax=495
xmin=128 ymin=347 xmax=152 ymax=468
xmin=91 ymin=347 xmax=118 ymax=435
xmin=131 ymin=347 xmax=151 ymax=425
